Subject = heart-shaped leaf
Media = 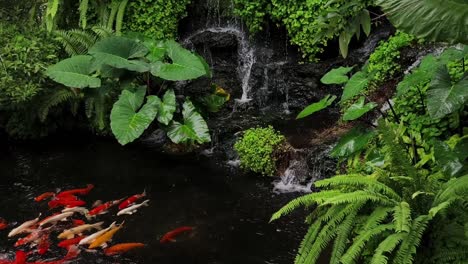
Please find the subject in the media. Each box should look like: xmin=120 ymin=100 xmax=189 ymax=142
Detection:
xmin=331 ymin=127 xmax=376 ymax=158
xmin=296 ymin=95 xmax=337 ymax=119
xmin=320 ymin=66 xmax=354 ymax=84
xmin=167 ymin=100 xmax=211 ymax=144
xmin=427 ymin=66 xmax=468 ymax=119
xmin=144 ymin=40 xmax=166 ymax=62
xmin=151 ymin=40 xmax=210 ymax=81
xmin=343 ymin=97 xmax=377 ymax=121
xmin=89 ymin=36 xmax=150 ymax=72
xmin=46 ymin=55 xmax=101 ymax=88
xmin=155 ymin=89 xmax=176 ymax=125
xmin=341 ymin=71 xmax=369 ymax=103
xmin=110 ymin=86 xmax=159 ymax=145
xmin=434 ymin=140 xmax=464 ymax=177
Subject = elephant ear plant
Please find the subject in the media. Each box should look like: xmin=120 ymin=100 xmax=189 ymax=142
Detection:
xmin=46 ymin=36 xmax=212 ymax=146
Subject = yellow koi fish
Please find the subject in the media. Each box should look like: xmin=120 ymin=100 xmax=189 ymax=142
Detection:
xmin=88 ymin=222 xmax=124 ymax=249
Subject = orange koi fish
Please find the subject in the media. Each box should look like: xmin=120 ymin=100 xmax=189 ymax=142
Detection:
xmin=104 ymin=243 xmax=145 ymax=256
xmin=87 ymin=198 xmax=123 ymax=217
xmin=160 ymin=226 xmax=194 ymax=243
xmin=0 ymin=218 xmax=8 ymax=230
xmin=118 ymin=190 xmax=146 ymax=210
xmin=14 ymin=251 xmax=27 ymax=264
xmin=88 ymin=222 xmax=124 ymax=249
xmin=34 ymin=192 xmax=55 ymax=202
xmin=56 ymin=184 xmax=94 ymax=198
xmin=48 ymin=196 xmax=85 ymax=209
xmin=57 ymin=236 xmax=85 ymax=249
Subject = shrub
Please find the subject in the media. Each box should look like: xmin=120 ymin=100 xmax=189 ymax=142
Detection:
xmin=234 ymin=126 xmax=286 ymax=176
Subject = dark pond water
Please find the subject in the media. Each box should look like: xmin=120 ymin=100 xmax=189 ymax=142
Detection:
xmin=0 ymin=138 xmax=308 ymax=264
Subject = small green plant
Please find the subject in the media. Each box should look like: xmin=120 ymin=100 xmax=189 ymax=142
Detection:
xmin=124 ymin=0 xmax=191 ymax=40
xmin=234 ymin=126 xmax=285 ymax=176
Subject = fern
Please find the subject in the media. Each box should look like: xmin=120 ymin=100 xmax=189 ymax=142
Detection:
xmin=45 ymin=0 xmax=60 ymax=32
xmin=370 ymin=233 xmax=406 ymax=264
xmin=79 ymin=0 xmax=89 ymax=29
xmin=340 ymin=224 xmax=395 ymax=264
xmin=92 ymin=25 xmax=114 ymax=39
xmin=55 ymin=29 xmax=98 ymax=56
xmin=434 ymin=175 xmax=468 ymax=205
xmin=361 ymin=207 xmax=393 ymax=231
xmin=394 ymin=215 xmax=431 ymax=264
xmin=107 ymin=0 xmax=120 ymax=30
xmin=330 ymin=209 xmax=359 ymax=264
xmin=393 ymin=202 xmax=411 ymax=233
xmin=322 ymin=190 xmax=397 ymax=206
xmin=38 ymin=88 xmax=76 ymax=122
xmin=115 ymin=0 xmax=128 ymax=35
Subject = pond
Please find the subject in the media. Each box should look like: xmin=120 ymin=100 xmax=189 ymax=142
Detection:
xmin=0 ymin=137 xmax=307 ymax=264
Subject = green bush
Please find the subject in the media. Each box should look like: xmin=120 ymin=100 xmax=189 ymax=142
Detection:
xmin=234 ymin=126 xmax=286 ymax=176
xmin=124 ymin=0 xmax=191 ymax=39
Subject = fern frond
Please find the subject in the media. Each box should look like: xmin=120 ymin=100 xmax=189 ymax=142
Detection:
xmin=322 ymin=190 xmax=397 ymax=207
xmin=107 ymin=0 xmax=120 ymax=29
xmin=115 ymin=0 xmax=129 ymax=35
xmin=38 ymin=88 xmax=76 ymax=122
xmin=340 ymin=224 xmax=395 ymax=264
xmin=362 ymin=206 xmax=393 ymax=231
xmin=330 ymin=209 xmax=359 ymax=264
xmin=270 ymin=190 xmax=342 ymax=222
xmin=370 ymin=233 xmax=406 ymax=264
xmin=92 ymin=25 xmax=114 ymax=38
xmin=434 ymin=175 xmax=468 ymax=205
xmin=295 ymin=220 xmax=322 ymax=264
xmin=315 ymin=174 xmax=401 ymax=201
xmin=46 ymin=0 xmax=60 ymax=31
xmin=79 ymin=0 xmax=89 ymax=29
xmin=431 ymin=248 xmax=468 ymax=263
xmin=393 ymin=201 xmax=411 ymax=233
xmin=394 ymin=215 xmax=431 ymax=264
xmin=55 ymin=29 xmax=97 ymax=56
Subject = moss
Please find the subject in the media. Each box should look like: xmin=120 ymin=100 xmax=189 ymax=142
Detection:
xmin=234 ymin=126 xmax=285 ymax=176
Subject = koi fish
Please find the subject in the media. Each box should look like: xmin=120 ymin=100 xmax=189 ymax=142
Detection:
xmin=14 ymin=230 xmax=40 ymax=247
xmin=0 ymin=218 xmax=8 ymax=230
xmin=48 ymin=196 xmax=85 ymax=209
xmin=14 ymin=251 xmax=27 ymax=264
xmin=56 ymin=184 xmax=94 ymax=198
xmin=104 ymin=243 xmax=145 ymax=256
xmin=37 ymin=233 xmax=50 ymax=255
xmin=72 ymin=219 xmax=85 ymax=226
xmin=62 ymin=207 xmax=88 ymax=216
xmin=39 ymin=212 xmax=74 ymax=227
xmin=34 ymin=192 xmax=55 ymax=202
xmin=79 ymin=222 xmax=116 ymax=246
xmin=57 ymin=236 xmax=85 ymax=249
xmin=88 ymin=222 xmax=124 ymax=249
xmin=8 ymin=214 xmax=41 ymax=237
xmin=118 ymin=190 xmax=146 ymax=210
xmin=117 ymin=200 xmax=150 ymax=216
xmin=58 ymin=221 xmax=104 ymax=240
xmin=87 ymin=198 xmax=124 ymax=217
xmin=160 ymin=226 xmax=194 ymax=243
xmin=64 ymin=245 xmax=80 ymax=260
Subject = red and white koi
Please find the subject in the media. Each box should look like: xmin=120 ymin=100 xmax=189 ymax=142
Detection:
xmin=38 ymin=212 xmax=74 ymax=227
xmin=160 ymin=226 xmax=194 ymax=243
xmin=8 ymin=214 xmax=41 ymax=237
xmin=78 ymin=221 xmax=116 ymax=246
xmin=58 ymin=221 xmax=104 ymax=240
xmin=37 ymin=233 xmax=50 ymax=255
xmin=14 ymin=230 xmax=41 ymax=247
xmin=87 ymin=198 xmax=124 ymax=217
xmin=118 ymin=190 xmax=146 ymax=210
xmin=117 ymin=200 xmax=150 ymax=216
xmin=64 ymin=245 xmax=81 ymax=261
xmin=56 ymin=184 xmax=94 ymax=198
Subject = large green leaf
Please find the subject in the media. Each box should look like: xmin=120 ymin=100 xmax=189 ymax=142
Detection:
xmin=341 ymin=71 xmax=369 ymax=103
xmin=320 ymin=66 xmax=354 ymax=84
xmin=331 ymin=127 xmax=376 ymax=158
xmin=376 ymin=0 xmax=468 ymax=44
xmin=296 ymin=95 xmax=337 ymax=119
xmin=426 ymin=66 xmax=468 ymax=119
xmin=150 ymin=40 xmax=210 ymax=81
xmin=89 ymin=36 xmax=150 ymax=72
xmin=144 ymin=40 xmax=166 ymax=62
xmin=46 ymin=55 xmax=101 ymax=88
xmin=434 ymin=140 xmax=464 ymax=177
xmin=154 ymin=89 xmax=176 ymax=125
xmin=343 ymin=97 xmax=377 ymax=121
xmin=110 ymin=87 xmax=159 ymax=145
xmin=167 ymin=100 xmax=211 ymax=144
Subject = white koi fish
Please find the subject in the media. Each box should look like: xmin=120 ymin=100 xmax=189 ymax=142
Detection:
xmin=62 ymin=207 xmax=89 ymax=215
xmin=39 ymin=212 xmax=74 ymax=227
xmin=117 ymin=200 xmax=150 ymax=216
xmin=8 ymin=214 xmax=41 ymax=237
xmin=79 ymin=221 xmax=116 ymax=245
xmin=58 ymin=221 xmax=104 ymax=240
